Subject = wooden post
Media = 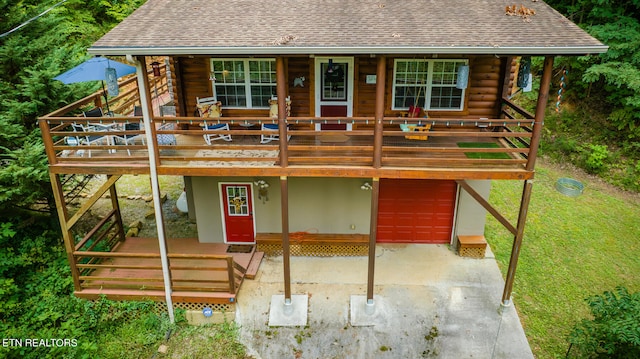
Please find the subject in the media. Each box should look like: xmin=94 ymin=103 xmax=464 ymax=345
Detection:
xmin=373 ymin=56 xmax=386 ymax=168
xmin=366 ymin=177 xmax=380 ymax=302
xmin=502 ymin=179 xmax=534 ymax=305
xmin=108 ymin=178 xmax=126 ymax=244
xmin=276 ymin=57 xmax=288 ymax=167
xmin=39 ymin=119 xmax=58 ymax=165
xmin=49 ymin=173 xmax=81 ymax=291
xmin=227 ymin=256 xmax=236 ymax=294
xmin=527 ymin=56 xmax=554 ymax=171
xmin=280 ymin=176 xmax=291 ymax=301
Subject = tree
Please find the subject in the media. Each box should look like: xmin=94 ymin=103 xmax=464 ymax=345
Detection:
xmin=0 ymin=0 xmax=144 ymax=214
xmin=546 ymin=1 xmax=640 ymax=146
xmin=568 ymin=286 xmax=640 ymax=358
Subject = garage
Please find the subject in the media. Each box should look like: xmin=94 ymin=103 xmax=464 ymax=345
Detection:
xmin=377 ymin=179 xmax=457 ymax=243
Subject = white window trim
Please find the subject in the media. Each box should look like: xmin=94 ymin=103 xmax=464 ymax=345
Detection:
xmin=391 ymin=59 xmax=468 ymax=112
xmin=210 ymin=58 xmax=276 ymax=109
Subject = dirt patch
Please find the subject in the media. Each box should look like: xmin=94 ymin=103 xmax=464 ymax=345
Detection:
xmin=71 ymin=175 xmax=197 ymax=238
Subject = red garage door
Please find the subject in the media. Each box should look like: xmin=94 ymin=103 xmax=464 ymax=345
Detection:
xmin=377 ymin=179 xmax=457 ymax=243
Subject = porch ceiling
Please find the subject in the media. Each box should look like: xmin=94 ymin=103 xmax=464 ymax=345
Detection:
xmin=89 ymin=0 xmax=607 ymax=57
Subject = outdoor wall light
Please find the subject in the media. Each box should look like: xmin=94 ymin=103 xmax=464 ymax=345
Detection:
xmin=360 ymin=182 xmax=373 ymax=190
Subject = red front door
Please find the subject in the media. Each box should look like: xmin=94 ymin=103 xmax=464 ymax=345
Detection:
xmin=221 ymin=184 xmax=255 ymax=243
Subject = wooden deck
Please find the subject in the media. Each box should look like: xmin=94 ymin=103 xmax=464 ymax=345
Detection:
xmin=74 ymin=237 xmax=264 ymax=304
xmin=41 ymin=116 xmax=535 ymax=180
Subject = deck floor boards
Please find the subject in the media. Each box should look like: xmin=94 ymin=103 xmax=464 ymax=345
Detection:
xmin=77 ymin=237 xmax=263 ymax=302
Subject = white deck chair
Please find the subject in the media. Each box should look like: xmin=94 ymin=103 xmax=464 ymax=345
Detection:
xmin=196 ymin=97 xmax=231 ymax=143
xmin=261 ymin=96 xmax=291 ymax=144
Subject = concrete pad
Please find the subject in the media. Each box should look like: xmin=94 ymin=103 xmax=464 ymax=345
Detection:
xmin=267 ymin=294 xmax=308 ymax=327
xmin=350 ymin=295 xmax=386 ymax=326
xmin=237 ymin=244 xmax=534 ymax=358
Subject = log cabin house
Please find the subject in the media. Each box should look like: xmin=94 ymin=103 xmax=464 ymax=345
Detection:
xmin=39 ymin=0 xmax=607 ymax=321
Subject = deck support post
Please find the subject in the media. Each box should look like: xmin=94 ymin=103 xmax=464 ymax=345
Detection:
xmin=527 ymin=56 xmax=554 ymax=171
xmin=49 ymin=173 xmax=81 ymax=291
xmin=366 ymin=177 xmax=380 ymax=303
xmin=501 ymin=179 xmax=534 ymax=305
xmin=135 ymin=56 xmax=175 ymax=323
xmin=276 ymin=57 xmax=288 ymax=167
xmin=373 ymin=56 xmax=386 ymax=168
xmin=109 ymin=181 xmax=126 ymax=243
xmin=280 ymin=176 xmax=291 ymax=302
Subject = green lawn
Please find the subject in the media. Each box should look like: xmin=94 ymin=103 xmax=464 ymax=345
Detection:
xmin=485 ymin=160 xmax=640 ymax=358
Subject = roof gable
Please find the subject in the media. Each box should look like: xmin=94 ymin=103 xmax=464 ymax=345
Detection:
xmin=90 ymin=0 xmax=607 ymax=56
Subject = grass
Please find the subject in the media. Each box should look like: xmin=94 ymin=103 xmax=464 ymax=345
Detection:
xmin=485 ymin=160 xmax=640 ymax=358
xmin=457 ymin=142 xmax=512 ymax=159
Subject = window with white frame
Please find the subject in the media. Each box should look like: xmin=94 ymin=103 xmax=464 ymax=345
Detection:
xmin=392 ymin=59 xmax=468 ymax=111
xmin=210 ymin=59 xmax=276 ymax=108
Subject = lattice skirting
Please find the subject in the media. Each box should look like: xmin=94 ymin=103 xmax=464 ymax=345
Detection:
xmin=258 ymin=243 xmax=368 ymax=257
xmin=155 ymin=301 xmax=235 ymax=313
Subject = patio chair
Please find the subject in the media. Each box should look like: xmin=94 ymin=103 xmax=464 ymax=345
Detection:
xmin=196 ymin=97 xmax=222 ymax=118
xmin=69 ymin=123 xmax=110 ymax=157
xmin=83 ymin=108 xmax=104 ymax=118
xmin=261 ymin=96 xmax=292 ymax=143
xmin=203 ymin=121 xmax=232 ymax=144
xmin=196 ymin=97 xmax=231 ymax=143
xmin=113 ymin=121 xmax=145 ymax=156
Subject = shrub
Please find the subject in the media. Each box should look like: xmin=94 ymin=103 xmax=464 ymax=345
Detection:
xmin=568 ymin=286 xmax=640 ymax=358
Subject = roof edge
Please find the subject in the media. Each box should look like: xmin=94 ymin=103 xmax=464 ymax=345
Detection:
xmin=88 ymin=45 xmax=609 ymax=57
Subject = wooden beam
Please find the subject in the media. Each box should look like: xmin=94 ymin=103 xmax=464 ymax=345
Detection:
xmin=67 ymin=175 xmax=121 ymax=229
xmin=456 ymin=180 xmax=517 ymax=235
xmin=367 ymin=177 xmax=380 ymax=302
xmin=502 ymin=180 xmax=534 ymax=304
xmin=527 ymin=56 xmax=554 ymax=171
xmin=280 ymin=176 xmax=291 ymax=301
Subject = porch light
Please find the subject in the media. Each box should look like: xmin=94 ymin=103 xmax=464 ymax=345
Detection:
xmin=151 ymin=61 xmax=161 ymax=77
xmin=327 ymin=59 xmax=334 ymax=74
xmin=456 ymin=65 xmax=469 ymax=89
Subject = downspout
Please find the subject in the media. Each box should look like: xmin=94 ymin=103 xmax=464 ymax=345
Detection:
xmin=134 ymin=56 xmax=175 ymax=323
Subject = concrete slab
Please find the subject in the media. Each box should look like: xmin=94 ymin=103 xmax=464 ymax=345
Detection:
xmin=236 ymin=244 xmax=534 ymax=359
xmin=349 ymin=295 xmax=386 ymax=326
xmin=267 ymin=294 xmax=308 ymax=327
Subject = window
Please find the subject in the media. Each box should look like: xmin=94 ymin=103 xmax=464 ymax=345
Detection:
xmin=211 ymin=59 xmax=276 ymax=109
xmin=392 ymin=59 xmax=468 ymax=111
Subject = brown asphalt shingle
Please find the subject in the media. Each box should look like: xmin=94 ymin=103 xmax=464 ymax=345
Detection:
xmin=90 ymin=0 xmax=606 ymax=55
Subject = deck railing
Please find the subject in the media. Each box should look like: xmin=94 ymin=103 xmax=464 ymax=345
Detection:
xmin=40 ymin=113 xmax=535 ymax=170
xmin=73 ymin=251 xmax=246 ymax=294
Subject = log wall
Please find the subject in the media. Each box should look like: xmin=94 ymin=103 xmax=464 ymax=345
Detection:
xmin=172 ymin=55 xmax=508 ymax=120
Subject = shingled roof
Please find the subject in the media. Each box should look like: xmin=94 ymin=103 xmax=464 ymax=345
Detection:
xmin=89 ymin=0 xmax=607 ymax=56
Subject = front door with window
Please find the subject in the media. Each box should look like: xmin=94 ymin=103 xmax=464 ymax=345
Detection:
xmin=220 ymin=183 xmax=255 ymax=243
xmin=315 ymin=57 xmax=354 ymax=117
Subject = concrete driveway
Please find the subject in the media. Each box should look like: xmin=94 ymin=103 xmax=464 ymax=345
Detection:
xmin=236 ymin=244 xmax=534 ymax=359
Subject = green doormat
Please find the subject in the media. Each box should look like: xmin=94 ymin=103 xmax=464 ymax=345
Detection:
xmin=457 ymin=142 xmax=511 ymax=159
